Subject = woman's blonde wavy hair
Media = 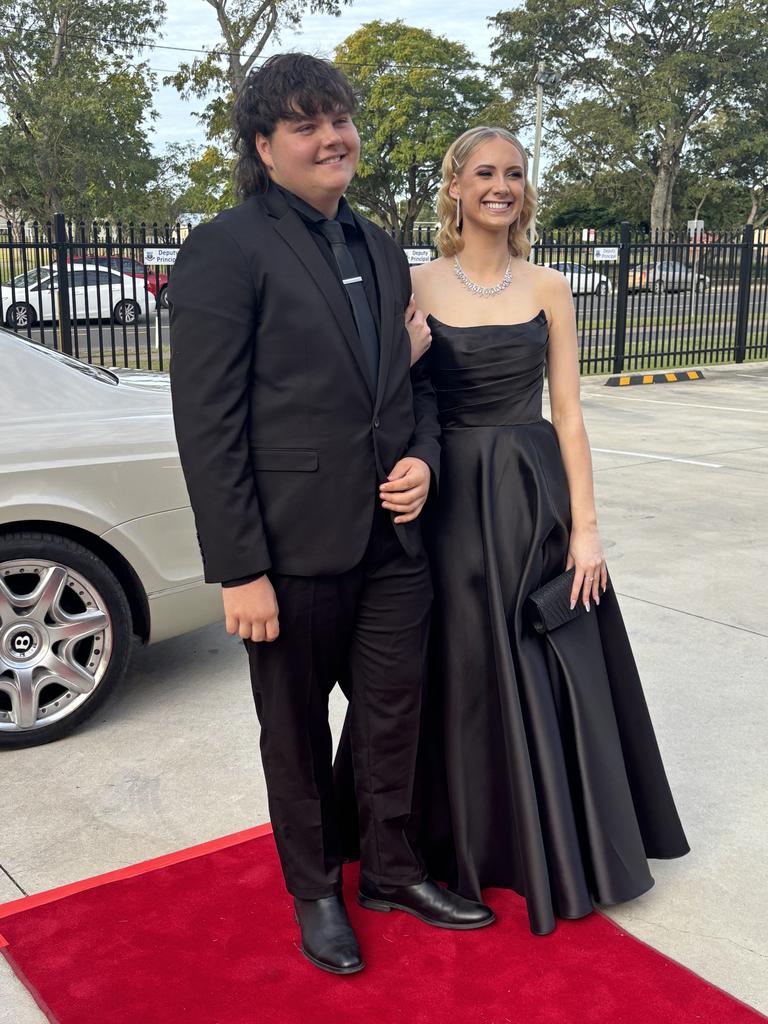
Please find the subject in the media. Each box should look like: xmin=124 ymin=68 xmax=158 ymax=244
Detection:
xmin=435 ymin=126 xmax=537 ymax=259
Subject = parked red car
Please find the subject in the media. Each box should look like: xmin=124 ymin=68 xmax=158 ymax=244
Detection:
xmin=69 ymin=256 xmax=170 ymax=308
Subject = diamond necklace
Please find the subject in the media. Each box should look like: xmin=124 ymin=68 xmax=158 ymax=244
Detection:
xmin=454 ymin=255 xmax=512 ymax=297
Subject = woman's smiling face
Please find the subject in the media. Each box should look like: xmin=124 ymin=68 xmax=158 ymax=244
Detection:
xmin=450 ymin=136 xmax=527 ymax=232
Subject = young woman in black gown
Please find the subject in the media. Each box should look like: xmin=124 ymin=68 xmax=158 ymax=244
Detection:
xmin=408 ymin=127 xmax=689 ymax=936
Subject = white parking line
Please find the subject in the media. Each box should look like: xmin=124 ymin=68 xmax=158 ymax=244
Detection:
xmin=591 ymin=394 xmax=768 ymax=415
xmin=591 ymin=447 xmax=723 ymax=467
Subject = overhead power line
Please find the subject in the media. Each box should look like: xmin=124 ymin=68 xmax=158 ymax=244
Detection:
xmin=0 ymin=25 xmax=485 ymax=74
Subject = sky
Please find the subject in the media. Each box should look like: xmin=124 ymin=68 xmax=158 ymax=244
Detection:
xmin=148 ymin=0 xmax=507 ymax=154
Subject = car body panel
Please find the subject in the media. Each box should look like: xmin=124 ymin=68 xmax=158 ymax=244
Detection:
xmin=0 ymin=330 xmax=222 ymax=644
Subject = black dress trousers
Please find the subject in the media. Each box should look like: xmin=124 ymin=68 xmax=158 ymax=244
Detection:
xmin=245 ymin=505 xmax=433 ymax=899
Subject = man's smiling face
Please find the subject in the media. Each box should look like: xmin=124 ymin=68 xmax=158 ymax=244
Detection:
xmin=256 ymin=106 xmax=361 ymax=214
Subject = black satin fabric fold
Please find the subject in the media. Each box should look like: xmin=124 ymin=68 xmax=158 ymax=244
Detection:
xmin=417 ymin=312 xmax=689 ymax=936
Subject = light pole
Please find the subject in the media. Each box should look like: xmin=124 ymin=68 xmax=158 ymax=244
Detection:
xmin=531 ymin=62 xmax=561 ymax=193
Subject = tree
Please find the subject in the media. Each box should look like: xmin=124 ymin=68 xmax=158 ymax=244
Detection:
xmin=166 ymin=0 xmax=352 ymax=142
xmin=335 ymin=21 xmax=499 ymax=240
xmin=490 ymin=0 xmax=768 ymax=235
xmin=0 ymin=0 xmax=166 ymax=222
xmin=689 ymin=105 xmax=768 ymax=228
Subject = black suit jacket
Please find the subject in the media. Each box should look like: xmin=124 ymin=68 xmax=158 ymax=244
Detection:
xmin=169 ymin=187 xmax=440 ymax=583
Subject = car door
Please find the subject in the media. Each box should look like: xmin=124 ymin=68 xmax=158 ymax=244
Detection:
xmin=95 ymin=268 xmax=123 ymax=318
xmin=573 ymin=262 xmax=589 ymax=294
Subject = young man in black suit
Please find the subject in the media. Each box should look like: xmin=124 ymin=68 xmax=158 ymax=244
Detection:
xmin=169 ymin=54 xmax=494 ymax=975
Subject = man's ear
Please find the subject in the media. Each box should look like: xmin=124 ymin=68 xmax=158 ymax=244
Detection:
xmin=255 ymin=133 xmax=273 ymax=171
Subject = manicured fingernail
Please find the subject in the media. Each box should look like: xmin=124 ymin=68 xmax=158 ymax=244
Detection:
xmin=586 ymin=602 xmax=590 ymax=612
xmin=569 ymin=600 xmax=576 ymax=610
xmin=595 ymin=596 xmax=600 ymax=605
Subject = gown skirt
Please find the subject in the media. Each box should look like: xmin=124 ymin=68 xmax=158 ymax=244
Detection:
xmin=416 ymin=312 xmax=689 ymax=935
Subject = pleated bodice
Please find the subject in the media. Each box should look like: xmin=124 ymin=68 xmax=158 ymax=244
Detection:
xmin=427 ymin=311 xmax=548 ymax=428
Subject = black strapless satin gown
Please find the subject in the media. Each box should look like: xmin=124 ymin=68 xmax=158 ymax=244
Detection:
xmin=418 ymin=311 xmax=689 ymax=936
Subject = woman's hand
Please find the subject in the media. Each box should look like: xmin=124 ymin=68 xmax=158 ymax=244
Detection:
xmin=566 ymin=525 xmax=608 ymax=610
xmin=405 ymin=294 xmax=431 ymax=366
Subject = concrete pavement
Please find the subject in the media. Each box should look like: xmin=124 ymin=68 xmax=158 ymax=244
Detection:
xmin=2 ymin=360 xmax=767 ymax=1021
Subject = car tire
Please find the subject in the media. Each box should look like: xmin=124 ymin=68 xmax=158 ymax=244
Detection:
xmin=0 ymin=531 xmax=134 ymax=748
xmin=159 ymin=285 xmax=170 ymax=310
xmin=695 ymin=279 xmax=709 ymax=292
xmin=595 ymin=281 xmax=610 ymax=296
xmin=113 ymin=298 xmax=141 ymax=325
xmin=5 ymin=301 xmax=39 ymax=329
xmin=652 ymin=280 xmax=666 ymax=295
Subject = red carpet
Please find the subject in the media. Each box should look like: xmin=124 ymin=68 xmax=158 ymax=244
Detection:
xmin=1 ymin=826 xmax=764 ymax=1024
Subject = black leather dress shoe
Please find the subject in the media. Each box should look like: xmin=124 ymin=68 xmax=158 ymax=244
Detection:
xmin=294 ymin=893 xmax=364 ymax=975
xmin=358 ymin=877 xmax=495 ymax=930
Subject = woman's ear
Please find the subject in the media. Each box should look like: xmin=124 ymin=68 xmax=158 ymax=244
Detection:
xmin=447 ymin=175 xmax=460 ymax=201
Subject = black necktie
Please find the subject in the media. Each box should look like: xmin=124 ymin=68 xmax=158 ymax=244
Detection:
xmin=318 ymin=218 xmax=379 ymax=392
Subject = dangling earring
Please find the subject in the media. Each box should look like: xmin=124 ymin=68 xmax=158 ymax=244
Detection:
xmin=456 ymin=195 xmax=462 ymax=230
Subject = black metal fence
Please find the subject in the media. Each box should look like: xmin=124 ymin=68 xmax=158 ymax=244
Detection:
xmin=2 ymin=216 xmax=767 ymax=375
xmin=0 ymin=214 xmax=187 ymax=371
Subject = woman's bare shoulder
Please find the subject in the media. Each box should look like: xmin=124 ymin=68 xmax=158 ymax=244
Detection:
xmin=411 ymin=256 xmax=450 ymax=282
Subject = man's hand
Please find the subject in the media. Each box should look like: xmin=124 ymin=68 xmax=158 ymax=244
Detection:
xmin=405 ymin=294 xmax=431 ymax=367
xmin=222 ymin=576 xmax=280 ymax=642
xmin=379 ymin=457 xmax=431 ymax=524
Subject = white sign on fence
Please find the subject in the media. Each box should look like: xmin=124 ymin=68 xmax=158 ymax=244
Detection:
xmin=593 ymin=246 xmax=619 ymax=262
xmin=403 ymin=247 xmax=434 ymax=266
xmin=143 ymin=247 xmax=179 ymax=266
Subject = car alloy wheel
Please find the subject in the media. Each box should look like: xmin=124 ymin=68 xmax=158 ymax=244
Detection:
xmin=595 ymin=281 xmax=610 ymax=296
xmin=0 ymin=533 xmax=133 ymax=746
xmin=652 ymin=280 xmax=666 ymax=294
xmin=159 ymin=285 xmax=170 ymax=309
xmin=5 ymin=301 xmax=38 ymax=329
xmin=113 ymin=298 xmax=141 ymax=325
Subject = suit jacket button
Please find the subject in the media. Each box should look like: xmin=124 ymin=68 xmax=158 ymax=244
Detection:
xmin=373 ymin=417 xmax=380 ymax=428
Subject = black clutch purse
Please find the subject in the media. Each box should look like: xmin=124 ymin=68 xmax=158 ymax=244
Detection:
xmin=526 ymin=567 xmax=609 ymax=635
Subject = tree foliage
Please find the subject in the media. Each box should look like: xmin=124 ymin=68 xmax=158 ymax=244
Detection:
xmin=335 ymin=20 xmax=501 ymax=240
xmin=0 ymin=0 xmax=166 ymax=222
xmin=490 ymin=0 xmax=768 ymax=235
xmin=165 ymin=0 xmax=352 ymax=141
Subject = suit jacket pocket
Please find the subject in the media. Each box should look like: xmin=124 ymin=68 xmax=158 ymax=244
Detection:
xmin=250 ymin=447 xmax=319 ymax=472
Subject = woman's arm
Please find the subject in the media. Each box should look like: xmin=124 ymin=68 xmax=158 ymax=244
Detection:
xmin=545 ymin=270 xmax=608 ymax=610
xmin=407 ymin=266 xmax=433 ymax=367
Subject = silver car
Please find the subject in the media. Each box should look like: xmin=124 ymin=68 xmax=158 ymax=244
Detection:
xmin=0 ymin=329 xmax=223 ymax=748
xmin=628 ymin=260 xmax=711 ymax=293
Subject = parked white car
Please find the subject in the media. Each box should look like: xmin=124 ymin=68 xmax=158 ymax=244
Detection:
xmin=546 ymin=261 xmax=613 ymax=296
xmin=1 ymin=264 xmax=144 ymax=328
xmin=0 ymin=329 xmax=223 ymax=748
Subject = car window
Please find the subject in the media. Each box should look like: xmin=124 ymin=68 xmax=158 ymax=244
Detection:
xmin=68 ymin=270 xmax=88 ymax=288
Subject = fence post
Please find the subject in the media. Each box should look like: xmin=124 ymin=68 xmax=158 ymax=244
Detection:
xmin=734 ymin=223 xmax=754 ymax=364
xmin=612 ymin=221 xmax=631 ymax=374
xmin=53 ymin=212 xmax=73 ymax=356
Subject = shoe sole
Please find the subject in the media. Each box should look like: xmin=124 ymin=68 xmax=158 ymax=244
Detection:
xmin=357 ymin=893 xmax=496 ymax=930
xmin=300 ymin=946 xmax=365 ymax=975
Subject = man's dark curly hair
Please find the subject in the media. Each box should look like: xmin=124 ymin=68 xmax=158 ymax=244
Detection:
xmin=232 ymin=53 xmax=357 ymax=199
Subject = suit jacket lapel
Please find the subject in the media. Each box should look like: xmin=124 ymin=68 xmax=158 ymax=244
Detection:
xmin=263 ymin=190 xmax=375 ymax=399
xmin=355 ymin=213 xmax=395 ymax=409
